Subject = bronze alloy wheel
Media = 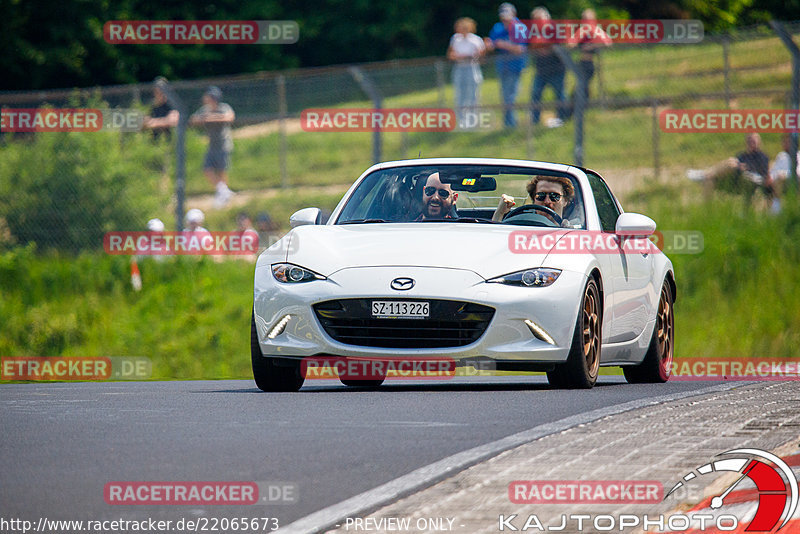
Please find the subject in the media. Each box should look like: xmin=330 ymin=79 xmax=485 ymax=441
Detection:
xmin=547 ymin=277 xmax=602 ymax=389
xmin=655 ymin=284 xmax=674 ymax=378
xmin=582 ymin=286 xmax=601 ymax=379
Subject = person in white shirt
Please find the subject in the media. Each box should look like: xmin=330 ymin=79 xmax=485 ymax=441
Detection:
xmin=768 ymin=134 xmax=799 ymax=213
xmin=447 ymin=17 xmax=485 ymax=129
xmin=183 ymin=208 xmax=210 ymax=234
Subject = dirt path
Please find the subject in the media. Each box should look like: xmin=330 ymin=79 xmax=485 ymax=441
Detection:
xmin=232 ymin=118 xmax=304 ymax=139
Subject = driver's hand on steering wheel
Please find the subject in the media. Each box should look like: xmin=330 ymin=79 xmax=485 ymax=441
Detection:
xmin=492 ymin=194 xmax=516 ymax=221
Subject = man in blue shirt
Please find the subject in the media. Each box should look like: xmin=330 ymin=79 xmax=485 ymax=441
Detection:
xmin=487 ymin=3 xmax=527 ymax=127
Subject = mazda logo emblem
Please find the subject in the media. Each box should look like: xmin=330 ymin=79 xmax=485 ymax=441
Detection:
xmin=390 ymin=277 xmax=415 ymax=291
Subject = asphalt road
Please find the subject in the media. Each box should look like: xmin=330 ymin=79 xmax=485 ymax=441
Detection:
xmin=0 ymin=377 xmax=725 ymax=530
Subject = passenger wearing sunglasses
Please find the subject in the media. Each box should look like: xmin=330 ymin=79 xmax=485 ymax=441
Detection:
xmin=492 ymin=175 xmax=574 ymax=224
xmin=416 ymin=172 xmax=459 ymax=220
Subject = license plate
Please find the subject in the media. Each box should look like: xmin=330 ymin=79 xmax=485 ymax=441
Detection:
xmin=371 ymin=300 xmax=429 ymax=319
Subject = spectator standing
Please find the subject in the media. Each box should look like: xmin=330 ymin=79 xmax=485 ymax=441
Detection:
xmin=142 ymin=77 xmax=178 ymax=142
xmin=486 ymin=3 xmax=527 ymax=128
xmin=448 ymin=17 xmax=486 ymax=129
xmin=529 ymin=6 xmax=567 ymax=128
xmin=190 ymin=86 xmax=235 ymax=208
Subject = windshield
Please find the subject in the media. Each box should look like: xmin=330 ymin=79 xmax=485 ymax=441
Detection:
xmin=334 ymin=165 xmax=586 ymax=229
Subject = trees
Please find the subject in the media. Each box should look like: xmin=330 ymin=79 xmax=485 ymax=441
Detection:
xmin=2 ymin=0 xmax=797 ymax=91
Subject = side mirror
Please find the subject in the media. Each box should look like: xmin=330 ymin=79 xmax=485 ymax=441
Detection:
xmin=289 ymin=207 xmax=322 ymax=228
xmin=615 ymin=212 xmax=656 ymax=237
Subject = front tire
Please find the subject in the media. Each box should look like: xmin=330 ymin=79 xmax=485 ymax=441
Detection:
xmin=251 ymin=312 xmax=304 ymax=392
xmin=623 ymin=281 xmax=674 ymax=384
xmin=547 ymin=278 xmax=602 ymax=389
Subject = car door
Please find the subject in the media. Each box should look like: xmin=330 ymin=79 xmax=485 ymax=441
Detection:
xmin=586 ymin=173 xmax=653 ymax=345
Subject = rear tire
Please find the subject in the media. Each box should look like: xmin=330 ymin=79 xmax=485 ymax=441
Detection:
xmin=251 ymin=312 xmax=304 ymax=392
xmin=623 ymin=282 xmax=674 ymax=384
xmin=547 ymin=278 xmax=601 ymax=389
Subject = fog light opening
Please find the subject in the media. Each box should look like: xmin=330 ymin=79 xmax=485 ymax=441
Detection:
xmin=268 ymin=315 xmax=292 ymax=339
xmin=524 ymin=319 xmax=555 ymax=345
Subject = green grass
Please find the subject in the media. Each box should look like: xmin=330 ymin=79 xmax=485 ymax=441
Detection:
xmin=627 ymin=186 xmax=800 ymax=358
xmin=2 ymin=187 xmax=798 ymax=381
xmin=0 ymin=245 xmax=254 ymax=380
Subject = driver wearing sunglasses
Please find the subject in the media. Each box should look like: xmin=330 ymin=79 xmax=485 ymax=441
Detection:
xmin=416 ymin=172 xmax=459 ymax=220
xmin=492 ymin=175 xmax=574 ymax=224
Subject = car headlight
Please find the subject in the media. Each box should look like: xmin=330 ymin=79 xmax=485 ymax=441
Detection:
xmin=271 ymin=263 xmax=326 ymax=283
xmin=487 ymin=268 xmax=561 ymax=287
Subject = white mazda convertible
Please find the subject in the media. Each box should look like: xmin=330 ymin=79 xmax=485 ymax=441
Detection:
xmin=251 ymin=158 xmax=675 ymax=391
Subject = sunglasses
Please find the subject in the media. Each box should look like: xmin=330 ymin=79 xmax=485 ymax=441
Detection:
xmin=534 ymin=191 xmax=562 ymax=202
xmin=424 ymin=187 xmax=451 ymax=199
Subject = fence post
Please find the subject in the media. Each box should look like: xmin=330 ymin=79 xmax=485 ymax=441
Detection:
xmin=348 ymin=66 xmax=382 ymax=164
xmin=159 ymin=79 xmax=186 ymax=231
xmin=277 ymin=75 xmax=288 ymax=188
xmin=651 ymin=100 xmax=660 ymax=182
xmin=526 ymin=114 xmax=534 ymax=160
xmin=596 ymin=52 xmax=606 ymax=109
xmin=722 ymin=35 xmax=731 ymax=108
xmin=435 ymin=60 xmax=446 ymax=108
xmin=770 ymin=20 xmax=800 ymax=190
xmin=554 ymin=46 xmax=584 ymax=167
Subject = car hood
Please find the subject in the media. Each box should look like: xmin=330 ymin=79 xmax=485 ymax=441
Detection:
xmin=284 ymin=223 xmax=572 ymax=279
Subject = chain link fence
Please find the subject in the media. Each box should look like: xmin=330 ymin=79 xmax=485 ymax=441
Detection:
xmin=0 ymin=23 xmax=797 ymax=252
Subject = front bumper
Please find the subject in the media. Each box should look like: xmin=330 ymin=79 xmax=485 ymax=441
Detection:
xmin=253 ymin=266 xmax=587 ymax=363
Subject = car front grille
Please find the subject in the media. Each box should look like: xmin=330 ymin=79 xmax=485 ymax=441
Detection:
xmin=313 ymin=299 xmax=495 ymax=349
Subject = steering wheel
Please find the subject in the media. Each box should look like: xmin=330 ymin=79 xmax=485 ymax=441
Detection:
xmin=503 ymin=203 xmax=563 ymax=226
